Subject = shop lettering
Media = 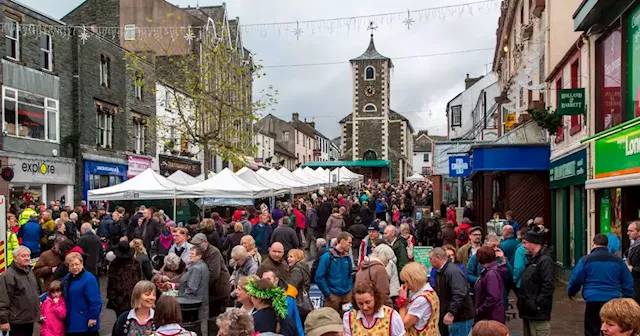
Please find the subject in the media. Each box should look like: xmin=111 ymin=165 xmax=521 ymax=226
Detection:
xmin=553 ymin=162 xmax=575 ymax=180
xmin=22 ymin=162 xmax=55 ymax=175
xmin=560 ymin=92 xmax=584 ymax=109
xmin=626 ymin=135 xmax=640 ymax=156
xmin=96 ymin=166 xmax=120 ymax=174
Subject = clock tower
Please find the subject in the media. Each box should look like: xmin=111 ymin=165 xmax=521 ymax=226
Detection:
xmin=339 ymin=23 xmax=413 ymax=183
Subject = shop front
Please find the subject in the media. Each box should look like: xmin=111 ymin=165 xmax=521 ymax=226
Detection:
xmin=470 ymin=144 xmax=550 ymax=233
xmin=83 ymin=160 xmax=128 ymax=203
xmin=158 ymin=154 xmax=201 ymax=178
xmin=586 ymin=118 xmax=640 ymax=254
xmin=5 ymin=154 xmax=75 ymax=209
xmin=127 ymin=155 xmax=153 ymax=178
xmin=549 ymin=148 xmax=587 ymax=280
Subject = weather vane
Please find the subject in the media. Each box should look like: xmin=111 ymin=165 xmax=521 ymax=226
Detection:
xmin=367 ymin=21 xmax=378 ymax=37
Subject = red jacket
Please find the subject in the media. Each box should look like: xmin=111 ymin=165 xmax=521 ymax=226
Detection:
xmin=293 ymin=208 xmax=306 ymax=230
xmin=232 ymin=209 xmax=243 ymax=222
xmin=446 ymin=208 xmax=457 ymax=225
xmin=456 ymin=223 xmax=472 ymax=247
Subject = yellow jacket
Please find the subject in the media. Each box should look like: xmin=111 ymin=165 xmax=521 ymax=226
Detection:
xmin=6 ymin=230 xmax=18 ymax=266
xmin=18 ymin=208 xmax=36 ymax=226
xmin=41 ymin=218 xmax=55 ymax=245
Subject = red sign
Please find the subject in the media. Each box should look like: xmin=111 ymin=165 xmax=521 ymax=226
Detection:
xmin=313 ymin=149 xmax=321 ymax=157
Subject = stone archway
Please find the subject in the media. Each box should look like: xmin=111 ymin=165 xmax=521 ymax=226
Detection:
xmin=363 ymin=149 xmax=377 ymax=161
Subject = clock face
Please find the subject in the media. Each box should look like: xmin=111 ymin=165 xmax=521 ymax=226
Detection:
xmin=364 ymin=86 xmax=375 ymax=97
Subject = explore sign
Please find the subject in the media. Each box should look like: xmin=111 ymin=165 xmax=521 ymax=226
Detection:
xmin=558 ymin=88 xmax=586 ymax=115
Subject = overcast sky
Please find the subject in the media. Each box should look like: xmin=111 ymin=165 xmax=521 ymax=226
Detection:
xmin=20 ymin=0 xmax=500 ymax=139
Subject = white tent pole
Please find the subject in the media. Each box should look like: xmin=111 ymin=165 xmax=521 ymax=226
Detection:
xmin=173 ymin=190 xmax=177 ymax=220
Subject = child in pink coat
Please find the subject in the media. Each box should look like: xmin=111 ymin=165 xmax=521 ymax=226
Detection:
xmin=40 ymin=280 xmax=66 ymax=336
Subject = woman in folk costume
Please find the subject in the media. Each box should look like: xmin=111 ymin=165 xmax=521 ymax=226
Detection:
xmin=397 ymin=262 xmax=440 ymax=336
xmin=343 ymin=281 xmax=405 ymax=336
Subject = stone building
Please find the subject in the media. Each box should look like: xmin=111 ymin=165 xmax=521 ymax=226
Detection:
xmin=339 ymin=32 xmax=414 ymax=183
xmin=0 ymin=0 xmax=77 ymax=209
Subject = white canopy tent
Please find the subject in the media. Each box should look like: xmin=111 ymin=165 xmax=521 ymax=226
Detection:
xmin=406 ymin=173 xmax=426 ymax=182
xmin=305 ymin=167 xmax=334 ymax=187
xmin=261 ymin=168 xmax=310 ymax=194
xmin=168 ymin=170 xmax=201 ymax=186
xmin=279 ymin=168 xmax=320 ymax=189
xmin=185 ymin=168 xmax=275 ymax=198
xmin=195 ymin=171 xmax=215 ymax=181
xmin=293 ymin=168 xmax=326 ymax=188
xmin=88 ymin=168 xmax=198 ymax=200
xmin=236 ymin=167 xmax=290 ymax=195
xmin=256 ymin=168 xmax=267 ymax=175
xmin=330 ymin=167 xmax=360 ymax=186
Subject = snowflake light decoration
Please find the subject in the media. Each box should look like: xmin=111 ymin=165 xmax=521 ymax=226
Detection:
xmin=78 ymin=25 xmax=90 ymax=44
xmin=184 ymin=25 xmax=196 ymax=44
xmin=293 ymin=21 xmax=304 ymax=40
xmin=403 ymin=10 xmax=415 ymax=30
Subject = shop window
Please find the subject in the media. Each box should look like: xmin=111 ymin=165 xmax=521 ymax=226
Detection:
xmin=89 ymin=174 xmax=122 ymax=190
xmin=555 ymin=77 xmax=564 ymax=143
xmin=40 ymin=33 xmax=52 ymax=71
xmin=570 ymin=59 xmax=581 ymax=135
xmin=2 ymin=87 xmax=58 ymax=142
xmin=596 ymin=26 xmax=621 ymax=132
xmin=5 ymin=18 xmax=19 ymax=60
xmin=133 ymin=117 xmax=145 ymax=154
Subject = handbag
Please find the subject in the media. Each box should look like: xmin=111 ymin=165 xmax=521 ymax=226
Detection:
xmin=295 ymin=268 xmax=313 ymax=315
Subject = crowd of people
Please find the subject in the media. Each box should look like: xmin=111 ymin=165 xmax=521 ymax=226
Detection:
xmin=1 ymin=182 xmax=640 ymax=336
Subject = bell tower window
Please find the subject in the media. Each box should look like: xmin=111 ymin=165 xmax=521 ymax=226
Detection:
xmin=365 ymin=66 xmax=375 ymax=80
xmin=363 ymin=104 xmax=377 ymax=112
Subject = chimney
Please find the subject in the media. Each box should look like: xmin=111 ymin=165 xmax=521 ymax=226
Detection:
xmin=309 ymin=121 xmax=315 ymax=129
xmin=292 ymin=113 xmax=299 ymax=122
xmin=464 ymin=73 xmax=484 ymax=89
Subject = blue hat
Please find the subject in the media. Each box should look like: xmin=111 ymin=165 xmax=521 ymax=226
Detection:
xmin=368 ymin=222 xmax=379 ymax=231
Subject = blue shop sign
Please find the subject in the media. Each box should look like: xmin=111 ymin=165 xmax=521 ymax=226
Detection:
xmin=449 ymin=155 xmax=472 ymax=177
xmin=549 ymin=149 xmax=587 ymax=189
xmin=85 ymin=161 xmax=127 ymax=176
xmin=83 ymin=161 xmax=128 ymax=202
xmin=472 ymin=145 xmax=550 ymax=172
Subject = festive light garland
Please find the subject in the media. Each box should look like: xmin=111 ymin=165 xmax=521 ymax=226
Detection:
xmin=6 ymin=0 xmax=500 ymax=44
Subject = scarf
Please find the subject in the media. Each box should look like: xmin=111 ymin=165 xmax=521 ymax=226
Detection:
xmin=159 ymin=235 xmax=173 ymax=249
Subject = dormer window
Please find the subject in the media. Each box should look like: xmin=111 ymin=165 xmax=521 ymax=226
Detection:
xmin=365 ymin=66 xmax=375 ymax=80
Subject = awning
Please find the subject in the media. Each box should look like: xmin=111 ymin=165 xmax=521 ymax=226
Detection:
xmin=586 ymin=173 xmax=640 ymax=189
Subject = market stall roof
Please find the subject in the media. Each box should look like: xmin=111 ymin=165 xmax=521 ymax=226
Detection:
xmin=256 ymin=168 xmax=267 ymax=175
xmin=168 ymin=170 xmax=200 ymax=186
xmin=196 ymin=171 xmax=215 ymax=181
xmin=293 ymin=168 xmax=326 ymax=187
xmin=279 ymin=167 xmax=320 ymax=189
xmin=303 ymin=160 xmax=391 ymax=168
xmin=406 ymin=173 xmax=425 ymax=182
xmin=261 ymin=168 xmax=310 ymax=194
xmin=236 ymin=167 xmax=289 ymax=195
xmin=88 ymin=168 xmax=198 ymax=201
xmin=305 ymin=167 xmax=333 ymax=186
xmin=184 ymin=168 xmax=275 ymax=198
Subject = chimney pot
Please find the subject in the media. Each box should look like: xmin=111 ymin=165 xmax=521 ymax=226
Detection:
xmin=292 ymin=113 xmax=299 ymax=122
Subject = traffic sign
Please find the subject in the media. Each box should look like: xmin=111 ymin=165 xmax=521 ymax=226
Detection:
xmin=449 ymin=155 xmax=471 ymax=177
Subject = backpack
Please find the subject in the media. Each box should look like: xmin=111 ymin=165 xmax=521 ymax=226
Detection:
xmin=424 ymin=218 xmax=441 ymax=243
xmin=457 ymin=226 xmax=469 ymax=244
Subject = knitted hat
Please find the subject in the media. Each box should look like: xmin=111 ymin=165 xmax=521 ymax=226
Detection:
xmin=522 ymin=231 xmax=542 ymax=245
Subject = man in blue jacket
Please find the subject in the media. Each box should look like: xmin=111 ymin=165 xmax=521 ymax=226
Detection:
xmin=500 ymin=225 xmax=520 ymax=268
xmin=315 ymin=231 xmax=353 ymax=316
xmin=568 ymin=233 xmax=634 ymax=336
xmin=18 ymin=214 xmax=42 ymax=257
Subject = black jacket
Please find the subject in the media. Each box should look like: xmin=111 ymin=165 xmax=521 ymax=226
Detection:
xmin=271 ymin=226 xmax=300 ymax=255
xmin=359 ymin=207 xmax=374 ymax=227
xmin=200 ymin=228 xmax=222 ymax=250
xmin=142 ymin=218 xmax=162 ymax=249
xmin=348 ymin=223 xmax=368 ymax=250
xmin=518 ymin=247 xmax=555 ymax=321
xmin=434 ymin=261 xmax=475 ymax=321
xmin=310 ymin=246 xmax=326 ymax=283
xmin=629 ymin=243 xmax=640 ymax=303
xmin=77 ymin=231 xmax=103 ymax=278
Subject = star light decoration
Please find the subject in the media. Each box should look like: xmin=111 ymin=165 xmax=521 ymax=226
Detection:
xmin=184 ymin=25 xmax=196 ymax=45
xmin=78 ymin=25 xmax=90 ymax=44
xmin=403 ymin=10 xmax=415 ymax=30
xmin=293 ymin=21 xmax=304 ymax=40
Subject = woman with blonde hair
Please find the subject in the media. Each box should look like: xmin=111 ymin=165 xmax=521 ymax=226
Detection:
xmin=600 ymin=298 xmax=640 ymax=336
xmin=111 ymin=280 xmax=158 ymax=336
xmin=61 ymin=252 xmax=102 ymax=334
xmin=398 ymin=262 xmax=439 ymax=335
xmin=286 ymin=249 xmax=311 ymax=317
xmin=236 ymin=275 xmax=259 ymax=313
xmin=240 ymin=235 xmax=262 ymax=266
xmin=372 ymin=243 xmax=400 ymax=300
xmin=131 ymin=238 xmax=153 ymax=280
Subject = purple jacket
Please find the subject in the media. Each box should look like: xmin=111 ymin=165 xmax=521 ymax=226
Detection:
xmin=474 ymin=261 xmax=508 ymax=323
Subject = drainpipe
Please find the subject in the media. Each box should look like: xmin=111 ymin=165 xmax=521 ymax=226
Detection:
xmin=584 ymin=33 xmax=595 ymax=253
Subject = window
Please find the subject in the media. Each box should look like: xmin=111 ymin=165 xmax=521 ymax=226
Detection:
xmin=2 ymin=87 xmax=58 ymax=142
xmin=423 ymin=153 xmax=429 ymax=162
xmin=135 ymin=74 xmax=143 ymax=100
xmin=555 ymin=77 xmax=564 ymax=143
xmin=365 ymin=66 xmax=375 ymax=80
xmin=570 ymin=59 xmax=581 ymax=134
xmin=296 ymin=131 xmax=299 ymax=144
xmin=421 ymin=167 xmax=430 ymax=175
xmin=100 ymin=55 xmax=110 ymax=87
xmin=5 ymin=18 xmax=19 ymax=60
xmin=133 ymin=117 xmax=145 ymax=154
xmin=363 ymin=104 xmax=377 ymax=112
xmin=597 ymin=26 xmax=621 ymax=132
xmin=451 ymin=105 xmax=462 ymax=127
xmin=40 ymin=34 xmax=52 ymax=71
xmin=519 ymin=87 xmax=524 ymax=108
xmin=284 ymin=131 xmax=289 ymax=141
xmin=88 ymin=174 xmax=122 ymax=191
xmin=95 ymin=102 xmax=114 ymax=148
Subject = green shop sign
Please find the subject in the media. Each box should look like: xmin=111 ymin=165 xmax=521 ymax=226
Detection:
xmin=549 ymin=149 xmax=586 ymax=189
xmin=557 ymin=88 xmax=586 ymax=115
xmin=595 ymin=120 xmax=640 ymax=178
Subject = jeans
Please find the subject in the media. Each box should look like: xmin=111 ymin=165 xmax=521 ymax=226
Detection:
xmin=448 ymin=318 xmax=473 ymax=336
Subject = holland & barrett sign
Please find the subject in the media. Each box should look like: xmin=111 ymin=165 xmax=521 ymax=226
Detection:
xmin=595 ymin=121 xmax=640 ymax=179
xmin=558 ymin=88 xmax=586 ymax=116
